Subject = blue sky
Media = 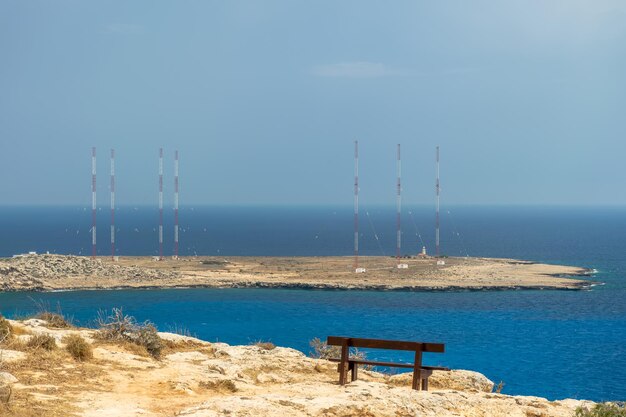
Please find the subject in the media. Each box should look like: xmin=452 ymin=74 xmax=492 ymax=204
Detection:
xmin=0 ymin=1 xmax=624 ymax=206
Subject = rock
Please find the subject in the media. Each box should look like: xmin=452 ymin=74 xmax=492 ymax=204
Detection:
xmin=0 ymin=320 xmax=596 ymax=417
xmin=432 ymin=369 xmax=495 ymax=392
xmin=175 ymin=379 xmax=588 ymax=417
xmin=0 ymin=372 xmax=17 ymax=384
xmin=0 ymin=373 xmax=16 ymax=405
xmin=0 ymin=349 xmax=27 ymax=363
xmin=0 ymin=254 xmax=180 ymax=291
xmin=256 ymin=372 xmax=287 ymax=384
xmin=22 ymin=318 xmax=48 ymax=327
xmin=388 ymin=369 xmax=494 ymax=392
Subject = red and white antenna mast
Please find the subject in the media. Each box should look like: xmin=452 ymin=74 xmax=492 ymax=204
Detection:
xmin=435 ymin=146 xmax=440 ymax=257
xmin=354 ymin=140 xmax=359 ymax=271
xmin=174 ymin=150 xmax=179 ymax=259
xmin=110 ymin=149 xmax=115 ymax=260
xmin=91 ymin=147 xmax=97 ymax=259
xmin=158 ymin=148 xmax=164 ymax=260
xmin=396 ymin=144 xmax=402 ymax=260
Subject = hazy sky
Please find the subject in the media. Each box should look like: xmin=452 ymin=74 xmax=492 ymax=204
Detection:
xmin=1 ymin=1 xmax=624 ymax=206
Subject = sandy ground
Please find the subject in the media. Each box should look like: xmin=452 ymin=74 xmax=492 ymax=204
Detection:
xmin=0 ymin=319 xmax=595 ymax=417
xmin=0 ymin=255 xmax=593 ymax=292
xmin=105 ymin=255 xmax=594 ymax=291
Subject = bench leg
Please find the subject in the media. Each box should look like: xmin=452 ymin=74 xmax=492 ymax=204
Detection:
xmin=351 ymin=362 xmax=358 ymax=381
xmin=422 ymin=378 xmax=428 ymax=391
xmin=339 ymin=339 xmax=349 ymax=385
xmin=412 ymin=350 xmax=423 ymax=390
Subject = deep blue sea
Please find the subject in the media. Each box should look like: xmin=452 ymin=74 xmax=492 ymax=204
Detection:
xmin=0 ymin=205 xmax=625 ymax=402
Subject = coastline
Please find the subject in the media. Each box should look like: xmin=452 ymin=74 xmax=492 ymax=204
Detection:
xmin=0 ymin=318 xmax=596 ymax=417
xmin=0 ymin=254 xmax=595 ymax=293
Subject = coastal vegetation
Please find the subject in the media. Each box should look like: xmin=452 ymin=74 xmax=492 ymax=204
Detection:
xmin=25 ymin=333 xmax=57 ymax=351
xmin=95 ymin=308 xmax=164 ymax=359
xmin=63 ymin=334 xmax=93 ymax=361
xmin=575 ymin=403 xmax=626 ymax=417
xmin=309 ymin=337 xmax=341 ymax=359
xmin=0 ymin=314 xmax=12 ymax=341
xmin=30 ymin=298 xmax=73 ymax=328
xmin=309 ymin=337 xmax=368 ymax=363
xmin=252 ymin=340 xmax=276 ymax=350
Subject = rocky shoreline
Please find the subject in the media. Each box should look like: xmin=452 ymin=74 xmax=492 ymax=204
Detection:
xmin=0 ymin=254 xmax=595 ymax=292
xmin=0 ymin=318 xmax=596 ymax=417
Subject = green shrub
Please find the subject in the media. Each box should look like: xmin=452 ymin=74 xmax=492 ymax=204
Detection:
xmin=309 ymin=337 xmax=341 ymax=359
xmin=96 ymin=308 xmax=136 ymax=341
xmin=27 ymin=334 xmax=57 ymax=351
xmin=575 ymin=403 xmax=626 ymax=417
xmin=64 ymin=334 xmax=93 ymax=361
xmin=135 ymin=324 xmax=163 ymax=359
xmin=309 ymin=337 xmax=367 ymax=362
xmin=96 ymin=308 xmax=164 ymax=359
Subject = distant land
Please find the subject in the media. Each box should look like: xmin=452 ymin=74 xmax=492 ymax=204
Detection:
xmin=0 ymin=254 xmax=594 ymax=292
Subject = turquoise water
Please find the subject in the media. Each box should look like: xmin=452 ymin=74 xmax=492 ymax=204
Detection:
xmin=0 ymin=205 xmax=625 ymax=401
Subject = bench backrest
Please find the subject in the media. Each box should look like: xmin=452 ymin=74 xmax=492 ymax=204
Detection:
xmin=326 ymin=336 xmax=444 ymax=353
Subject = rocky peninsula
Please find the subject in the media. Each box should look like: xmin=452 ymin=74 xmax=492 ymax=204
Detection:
xmin=0 ymin=254 xmax=594 ymax=292
xmin=0 ymin=318 xmax=596 ymax=417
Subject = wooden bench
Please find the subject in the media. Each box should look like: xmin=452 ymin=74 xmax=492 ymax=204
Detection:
xmin=326 ymin=336 xmax=449 ymax=390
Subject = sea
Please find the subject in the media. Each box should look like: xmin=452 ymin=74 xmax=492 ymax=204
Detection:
xmin=0 ymin=205 xmax=625 ymax=402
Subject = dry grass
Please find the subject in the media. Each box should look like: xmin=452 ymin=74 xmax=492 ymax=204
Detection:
xmin=12 ymin=349 xmax=103 ymax=384
xmin=95 ymin=308 xmax=164 ymax=359
xmin=166 ymin=323 xmax=195 ymax=338
xmin=162 ymin=339 xmax=215 ymax=356
xmin=26 ymin=334 xmax=57 ymax=351
xmin=575 ymin=403 xmax=626 ymax=417
xmin=35 ymin=312 xmax=72 ymax=329
xmin=0 ymin=320 xmax=108 ymax=417
xmin=9 ymin=325 xmax=30 ymax=336
xmin=0 ymin=315 xmax=13 ymax=341
xmin=0 ymin=348 xmax=94 ymax=417
xmin=0 ymin=391 xmax=79 ymax=417
xmin=198 ymin=379 xmax=238 ymax=392
xmin=63 ymin=334 xmax=92 ymax=362
xmin=253 ymin=341 xmax=276 ymax=351
xmin=94 ymin=338 xmax=150 ymax=358
xmin=135 ymin=324 xmax=163 ymax=359
xmin=29 ymin=298 xmax=73 ymax=329
xmin=1 ymin=336 xmax=27 ymax=353
xmin=309 ymin=337 xmax=341 ymax=359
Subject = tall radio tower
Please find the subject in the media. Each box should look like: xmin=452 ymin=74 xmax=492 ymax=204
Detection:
xmin=354 ymin=140 xmax=359 ymax=271
xmin=396 ymin=144 xmax=402 ymax=260
xmin=174 ymin=150 xmax=179 ymax=259
xmin=110 ymin=149 xmax=115 ymax=260
xmin=91 ymin=147 xmax=97 ymax=259
xmin=158 ymin=148 xmax=164 ymax=260
xmin=435 ymin=146 xmax=440 ymax=257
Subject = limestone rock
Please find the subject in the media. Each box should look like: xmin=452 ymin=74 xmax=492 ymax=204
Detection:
xmin=0 ymin=372 xmax=16 ymax=405
xmin=0 ymin=349 xmax=26 ymax=363
xmin=0 ymin=323 xmax=595 ymax=417
xmin=0 ymin=372 xmax=17 ymax=384
xmin=0 ymin=254 xmax=179 ymax=290
xmin=389 ymin=369 xmax=495 ymax=392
